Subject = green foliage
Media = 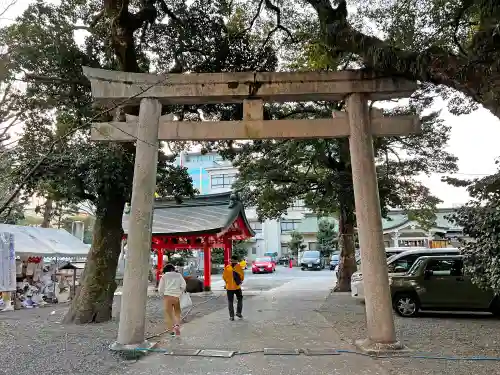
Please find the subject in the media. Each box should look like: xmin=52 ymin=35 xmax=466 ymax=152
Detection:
xmin=228 ymin=103 xmax=455 ymax=226
xmin=211 ymin=240 xmax=249 ymax=264
xmin=288 ymin=231 xmax=306 ymax=256
xmin=0 ymin=147 xmax=25 ymax=225
xmin=316 ymin=218 xmax=337 ymax=257
xmin=231 ymin=240 xmax=249 ymax=261
xmin=168 ymin=250 xmax=193 ymax=267
xmin=447 ymin=163 xmax=500 ymax=294
xmin=211 ymin=248 xmax=225 ymax=265
xmin=0 ymin=52 xmax=26 ymax=224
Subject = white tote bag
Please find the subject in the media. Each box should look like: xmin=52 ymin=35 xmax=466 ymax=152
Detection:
xmin=180 ymin=292 xmax=193 ymax=310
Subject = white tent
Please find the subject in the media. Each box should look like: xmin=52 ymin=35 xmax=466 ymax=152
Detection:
xmin=0 ymin=224 xmax=90 ymax=257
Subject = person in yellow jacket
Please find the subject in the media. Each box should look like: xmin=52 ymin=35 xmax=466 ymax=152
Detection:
xmin=223 ymin=255 xmax=245 ymax=320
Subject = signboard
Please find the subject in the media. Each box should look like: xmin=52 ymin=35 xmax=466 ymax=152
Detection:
xmin=0 ymin=232 xmax=16 ymax=292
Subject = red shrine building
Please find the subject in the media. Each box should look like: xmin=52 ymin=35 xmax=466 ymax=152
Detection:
xmin=121 ymin=192 xmax=254 ymax=291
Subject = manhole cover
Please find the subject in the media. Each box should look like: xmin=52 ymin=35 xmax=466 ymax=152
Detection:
xmin=198 ymin=350 xmax=235 ymax=358
xmin=303 ymin=348 xmax=340 ymax=356
xmin=263 ymin=348 xmax=300 ymax=355
xmin=165 ymin=349 xmax=201 ymax=356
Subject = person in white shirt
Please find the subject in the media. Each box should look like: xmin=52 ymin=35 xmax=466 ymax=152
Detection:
xmin=158 ymin=264 xmax=186 ymax=336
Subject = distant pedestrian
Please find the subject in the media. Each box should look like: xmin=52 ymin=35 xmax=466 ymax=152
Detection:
xmin=223 ymin=255 xmax=244 ymax=321
xmin=158 ymin=263 xmax=186 ymax=336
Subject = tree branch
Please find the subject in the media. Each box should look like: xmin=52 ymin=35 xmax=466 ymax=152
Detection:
xmin=304 ymin=0 xmax=496 ymax=116
xmin=235 ymin=0 xmax=264 ymax=36
xmin=158 ymin=0 xmax=184 ymax=26
xmin=261 ymin=0 xmax=296 ymax=48
xmin=23 ymin=73 xmax=91 ymax=87
xmin=0 ymin=0 xmax=17 ymax=18
xmin=451 ymin=2 xmax=472 ymax=57
xmin=72 ymin=10 xmax=105 ymax=33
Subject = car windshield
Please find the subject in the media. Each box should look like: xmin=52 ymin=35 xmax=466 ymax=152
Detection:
xmin=255 ymin=257 xmax=272 ymax=262
xmin=407 ymin=258 xmax=427 ymax=275
xmin=302 ymin=251 xmax=320 ymax=258
xmin=386 ymin=253 xmax=400 ymax=263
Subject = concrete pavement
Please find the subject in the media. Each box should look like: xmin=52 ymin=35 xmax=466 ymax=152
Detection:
xmin=112 ymin=271 xmax=388 ymax=375
xmin=210 ymin=266 xmax=329 ymax=291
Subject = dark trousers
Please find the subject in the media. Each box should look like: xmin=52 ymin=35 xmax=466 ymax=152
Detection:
xmin=227 ymin=289 xmax=243 ymax=317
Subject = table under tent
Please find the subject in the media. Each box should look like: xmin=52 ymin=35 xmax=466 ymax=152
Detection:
xmin=0 ymin=224 xmax=90 ymax=311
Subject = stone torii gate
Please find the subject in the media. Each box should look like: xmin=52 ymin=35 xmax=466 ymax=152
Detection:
xmin=83 ymin=67 xmax=420 ymax=353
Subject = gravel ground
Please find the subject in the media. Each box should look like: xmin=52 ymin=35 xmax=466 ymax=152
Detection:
xmin=318 ymin=292 xmax=500 ymax=375
xmin=0 ymin=293 xmax=231 ymax=375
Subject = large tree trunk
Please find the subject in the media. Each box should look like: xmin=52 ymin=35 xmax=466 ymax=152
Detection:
xmin=333 ymin=203 xmax=357 ymax=292
xmin=41 ymin=198 xmax=53 ymax=228
xmin=63 ymin=195 xmax=125 ymax=324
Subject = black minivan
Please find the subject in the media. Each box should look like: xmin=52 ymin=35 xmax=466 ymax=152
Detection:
xmin=300 ymin=250 xmax=325 ymax=270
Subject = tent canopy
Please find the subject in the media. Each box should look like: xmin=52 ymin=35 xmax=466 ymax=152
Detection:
xmin=0 ymin=224 xmax=90 ymax=257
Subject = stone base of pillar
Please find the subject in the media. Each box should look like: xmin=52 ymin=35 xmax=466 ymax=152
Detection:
xmin=109 ymin=340 xmax=158 ymax=359
xmin=203 ymin=286 xmax=211 ymax=292
xmin=355 ymin=338 xmax=410 ymax=355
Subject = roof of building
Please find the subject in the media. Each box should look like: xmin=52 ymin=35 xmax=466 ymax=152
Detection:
xmin=122 ymin=192 xmax=255 ymax=237
xmin=0 ymin=224 xmax=90 ymax=257
xmin=296 ymin=209 xmax=460 ymax=234
xmin=382 ymin=208 xmax=460 ymax=231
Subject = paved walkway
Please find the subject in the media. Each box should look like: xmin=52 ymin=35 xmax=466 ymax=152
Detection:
xmin=113 ymin=278 xmax=388 ymax=375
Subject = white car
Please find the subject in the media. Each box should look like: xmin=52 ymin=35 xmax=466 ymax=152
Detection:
xmin=351 ymin=247 xmax=460 ymax=300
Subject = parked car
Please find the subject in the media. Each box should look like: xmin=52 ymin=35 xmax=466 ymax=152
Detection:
xmin=391 ymin=255 xmax=500 ymax=317
xmin=351 ymin=248 xmax=460 ymax=300
xmin=300 ymin=250 xmax=325 ymax=271
xmin=251 ymin=256 xmax=276 ymax=274
xmin=329 ymin=253 xmax=340 ymax=270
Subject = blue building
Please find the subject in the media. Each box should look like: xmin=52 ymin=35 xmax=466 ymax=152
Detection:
xmin=173 ymin=151 xmax=229 ymax=194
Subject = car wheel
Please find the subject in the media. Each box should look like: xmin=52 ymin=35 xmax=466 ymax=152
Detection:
xmin=252 ymin=271 xmax=256 ymax=274
xmin=489 ymin=297 xmax=500 ymax=316
xmin=301 ymin=267 xmax=305 ymax=271
xmin=393 ymin=293 xmax=420 ymax=317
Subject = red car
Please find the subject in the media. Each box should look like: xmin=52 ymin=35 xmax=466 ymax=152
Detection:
xmin=252 ymin=257 xmax=276 ymax=274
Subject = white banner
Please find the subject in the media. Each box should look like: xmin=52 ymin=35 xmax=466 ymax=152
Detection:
xmin=0 ymin=232 xmax=16 ymax=292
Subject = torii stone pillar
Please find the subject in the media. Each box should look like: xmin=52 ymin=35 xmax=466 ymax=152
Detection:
xmin=347 ymin=94 xmax=401 ymax=351
xmin=112 ymin=98 xmax=161 ymax=351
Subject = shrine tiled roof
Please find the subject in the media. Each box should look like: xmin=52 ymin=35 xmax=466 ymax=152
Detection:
xmin=122 ymin=192 xmax=254 ymax=236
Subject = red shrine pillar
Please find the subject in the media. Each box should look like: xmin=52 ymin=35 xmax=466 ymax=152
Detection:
xmin=156 ymin=248 xmax=163 ymax=282
xmin=203 ymin=244 xmax=212 ymax=291
xmin=223 ymin=239 xmax=232 ymax=267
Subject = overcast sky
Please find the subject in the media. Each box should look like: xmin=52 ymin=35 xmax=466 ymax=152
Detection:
xmin=3 ymin=0 xmax=500 ymax=207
